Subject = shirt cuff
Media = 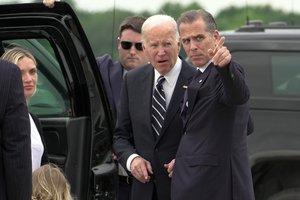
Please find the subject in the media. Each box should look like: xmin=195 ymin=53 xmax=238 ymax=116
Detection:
xmin=126 ymin=154 xmax=139 ymax=171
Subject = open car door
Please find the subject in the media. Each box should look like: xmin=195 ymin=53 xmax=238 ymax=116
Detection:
xmin=0 ymin=2 xmax=117 ymax=199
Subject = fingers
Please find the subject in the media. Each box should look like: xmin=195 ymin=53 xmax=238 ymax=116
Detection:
xmin=208 ymin=36 xmax=225 ymax=58
xmin=130 ymin=157 xmax=152 ymax=183
xmin=146 ymin=160 xmax=153 ymax=175
xmin=164 ymin=159 xmax=175 ymax=177
xmin=209 ymin=36 xmax=231 ymax=67
xmin=212 ymin=36 xmax=225 ymax=55
xmin=211 ymin=47 xmax=232 ymax=68
xmin=111 ymin=153 xmax=117 ymax=160
xmin=141 ymin=162 xmax=152 ymax=182
xmin=131 ymin=157 xmax=175 ymax=183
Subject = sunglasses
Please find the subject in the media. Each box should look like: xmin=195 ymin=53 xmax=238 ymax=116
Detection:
xmin=121 ymin=41 xmax=143 ymax=51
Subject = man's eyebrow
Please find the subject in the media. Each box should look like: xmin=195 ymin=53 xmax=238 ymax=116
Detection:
xmin=192 ymin=34 xmax=204 ymax=38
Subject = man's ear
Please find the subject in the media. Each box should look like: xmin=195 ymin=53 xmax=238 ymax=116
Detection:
xmin=213 ymin=30 xmax=220 ymax=41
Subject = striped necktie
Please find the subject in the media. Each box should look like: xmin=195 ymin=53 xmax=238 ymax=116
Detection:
xmin=151 ymin=76 xmax=166 ymax=138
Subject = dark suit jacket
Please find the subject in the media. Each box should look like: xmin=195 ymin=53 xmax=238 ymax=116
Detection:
xmin=113 ymin=59 xmax=196 ymax=200
xmin=0 ymin=60 xmax=32 ymax=200
xmin=171 ymin=61 xmax=255 ymax=200
xmin=30 ymin=113 xmax=49 ymax=165
xmin=96 ymin=54 xmax=123 ymax=120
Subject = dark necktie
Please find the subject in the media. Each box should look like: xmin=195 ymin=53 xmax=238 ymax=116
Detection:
xmin=152 ymin=76 xmax=166 ymax=138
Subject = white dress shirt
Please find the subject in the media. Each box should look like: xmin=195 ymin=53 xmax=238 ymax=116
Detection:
xmin=126 ymin=57 xmax=182 ymax=171
xmin=29 ymin=114 xmax=44 ymax=172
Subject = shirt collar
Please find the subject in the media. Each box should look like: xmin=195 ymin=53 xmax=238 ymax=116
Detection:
xmin=197 ymin=61 xmax=211 ymax=73
xmin=154 ymin=57 xmax=182 ymax=87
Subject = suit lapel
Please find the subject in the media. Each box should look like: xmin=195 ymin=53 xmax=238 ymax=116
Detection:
xmin=139 ymin=65 xmax=154 ymax=134
xmin=186 ymin=64 xmax=213 ymax=120
xmin=159 ymin=61 xmax=195 ymax=139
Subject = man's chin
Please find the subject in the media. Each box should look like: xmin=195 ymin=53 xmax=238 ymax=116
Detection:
xmin=190 ymin=59 xmax=204 ymax=67
xmin=125 ymin=64 xmax=138 ymax=70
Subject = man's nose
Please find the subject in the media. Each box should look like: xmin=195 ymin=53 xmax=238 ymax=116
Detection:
xmin=190 ymin=40 xmax=198 ymax=50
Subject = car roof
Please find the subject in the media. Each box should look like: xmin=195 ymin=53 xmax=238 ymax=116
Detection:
xmin=220 ymin=22 xmax=300 ymax=51
xmin=220 ymin=20 xmax=300 ymax=39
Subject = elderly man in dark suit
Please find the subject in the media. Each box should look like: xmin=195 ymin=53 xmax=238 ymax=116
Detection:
xmin=113 ymin=14 xmax=196 ymax=200
xmin=170 ymin=9 xmax=255 ymax=200
xmin=0 ymin=59 xmax=31 ymax=200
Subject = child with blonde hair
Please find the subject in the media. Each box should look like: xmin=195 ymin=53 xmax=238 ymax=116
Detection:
xmin=32 ymin=164 xmax=72 ymax=200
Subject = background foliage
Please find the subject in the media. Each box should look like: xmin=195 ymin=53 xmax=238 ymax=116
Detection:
xmin=33 ymin=0 xmax=300 ymax=60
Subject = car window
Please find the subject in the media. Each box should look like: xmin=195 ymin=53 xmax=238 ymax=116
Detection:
xmin=232 ymin=51 xmax=300 ymax=98
xmin=272 ymin=55 xmax=300 ymax=96
xmin=2 ymin=39 xmax=71 ymax=117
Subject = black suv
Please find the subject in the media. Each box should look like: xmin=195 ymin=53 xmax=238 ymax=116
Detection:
xmin=221 ymin=22 xmax=300 ymax=200
xmin=0 ymin=2 xmax=117 ymax=200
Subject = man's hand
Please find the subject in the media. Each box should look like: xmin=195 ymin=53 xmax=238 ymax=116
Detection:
xmin=208 ymin=36 xmax=231 ymax=68
xmin=130 ymin=156 xmax=153 ymax=183
xmin=112 ymin=153 xmax=117 ymax=160
xmin=164 ymin=159 xmax=175 ymax=177
xmin=43 ymin=0 xmax=60 ymax=8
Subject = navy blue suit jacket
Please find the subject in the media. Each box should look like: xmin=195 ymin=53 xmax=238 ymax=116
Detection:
xmin=113 ymin=59 xmax=196 ymax=200
xmin=171 ymin=61 xmax=255 ymax=200
xmin=96 ymin=54 xmax=123 ymax=120
xmin=0 ymin=60 xmax=32 ymax=200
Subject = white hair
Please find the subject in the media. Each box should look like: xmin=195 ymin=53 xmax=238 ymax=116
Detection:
xmin=141 ymin=14 xmax=180 ymax=42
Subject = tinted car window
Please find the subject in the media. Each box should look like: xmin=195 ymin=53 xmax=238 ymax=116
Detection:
xmin=232 ymin=51 xmax=300 ymax=109
xmin=272 ymin=55 xmax=300 ymax=96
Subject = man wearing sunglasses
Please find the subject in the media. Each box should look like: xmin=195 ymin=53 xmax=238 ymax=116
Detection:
xmin=97 ymin=16 xmax=149 ymax=121
xmin=96 ymin=16 xmax=149 ymax=200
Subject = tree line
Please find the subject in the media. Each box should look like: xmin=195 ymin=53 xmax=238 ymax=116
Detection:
xmin=32 ymin=0 xmax=300 ymax=60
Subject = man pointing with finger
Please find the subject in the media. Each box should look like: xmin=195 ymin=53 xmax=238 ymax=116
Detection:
xmin=171 ymin=9 xmax=255 ymax=200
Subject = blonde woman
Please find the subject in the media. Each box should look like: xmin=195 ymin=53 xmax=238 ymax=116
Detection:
xmin=32 ymin=164 xmax=72 ymax=200
xmin=1 ymin=47 xmax=49 ymax=171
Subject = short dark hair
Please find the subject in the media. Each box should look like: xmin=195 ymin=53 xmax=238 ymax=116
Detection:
xmin=177 ymin=9 xmax=217 ymax=34
xmin=119 ymin=16 xmax=146 ymax=37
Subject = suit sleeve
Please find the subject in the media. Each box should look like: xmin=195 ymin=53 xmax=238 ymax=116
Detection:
xmin=217 ymin=60 xmax=250 ymax=105
xmin=113 ymin=73 xmax=136 ymax=169
xmin=2 ymin=65 xmax=32 ymax=200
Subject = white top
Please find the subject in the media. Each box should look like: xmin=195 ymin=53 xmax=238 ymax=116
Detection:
xmin=29 ymin=114 xmax=44 ymax=172
xmin=126 ymin=57 xmax=182 ymax=171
